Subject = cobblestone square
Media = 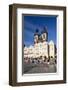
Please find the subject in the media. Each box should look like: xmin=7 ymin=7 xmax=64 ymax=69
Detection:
xmin=24 ymin=61 xmax=57 ymax=74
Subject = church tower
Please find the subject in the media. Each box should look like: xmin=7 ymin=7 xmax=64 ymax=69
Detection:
xmin=41 ymin=26 xmax=48 ymax=42
xmin=34 ymin=29 xmax=39 ymax=44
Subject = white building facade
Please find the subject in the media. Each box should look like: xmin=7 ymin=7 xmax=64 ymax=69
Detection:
xmin=24 ymin=27 xmax=56 ymax=62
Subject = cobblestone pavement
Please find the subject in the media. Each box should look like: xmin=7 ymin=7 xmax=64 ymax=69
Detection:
xmin=24 ymin=62 xmax=57 ymax=74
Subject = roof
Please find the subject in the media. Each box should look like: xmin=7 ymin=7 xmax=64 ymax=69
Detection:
xmin=41 ymin=26 xmax=48 ymax=34
xmin=34 ymin=29 xmax=39 ymax=36
xmin=49 ymin=40 xmax=54 ymax=45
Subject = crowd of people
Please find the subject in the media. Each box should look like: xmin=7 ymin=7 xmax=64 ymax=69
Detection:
xmin=24 ymin=56 xmax=57 ymax=64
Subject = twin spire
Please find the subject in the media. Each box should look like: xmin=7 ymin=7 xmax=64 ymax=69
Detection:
xmin=35 ymin=26 xmax=48 ymax=34
xmin=34 ymin=26 xmax=48 ymax=43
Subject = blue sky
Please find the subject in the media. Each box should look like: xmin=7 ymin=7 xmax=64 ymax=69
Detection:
xmin=23 ymin=15 xmax=57 ymax=46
